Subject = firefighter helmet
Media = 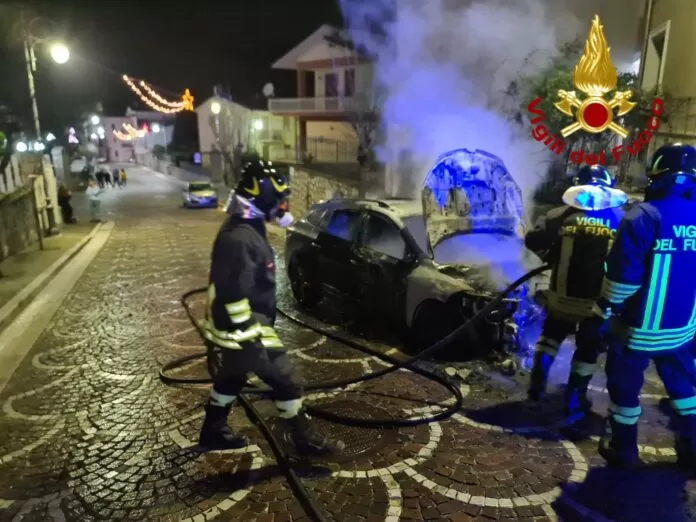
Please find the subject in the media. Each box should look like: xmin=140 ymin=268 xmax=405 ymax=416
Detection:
xmin=645 ymin=143 xmax=696 ymax=199
xmin=236 ymin=160 xmax=291 ymax=218
xmin=572 ymin=164 xmax=615 ymax=188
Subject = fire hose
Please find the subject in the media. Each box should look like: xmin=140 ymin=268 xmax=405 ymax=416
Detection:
xmin=159 ymin=263 xmax=549 ymax=521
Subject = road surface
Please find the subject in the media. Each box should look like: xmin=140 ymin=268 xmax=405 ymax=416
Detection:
xmin=0 ymin=166 xmax=691 ymax=522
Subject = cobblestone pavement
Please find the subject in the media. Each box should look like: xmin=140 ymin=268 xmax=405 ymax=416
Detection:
xmin=0 ymin=168 xmax=695 ymax=522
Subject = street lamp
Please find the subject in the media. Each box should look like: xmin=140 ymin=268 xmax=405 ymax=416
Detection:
xmin=152 ymin=123 xmax=161 ymax=133
xmin=253 ymin=119 xmax=264 ymax=131
xmin=210 ymin=101 xmax=221 ymax=115
xmin=15 ymin=141 xmax=28 ymax=152
xmin=46 ymin=132 xmax=56 ymax=142
xmin=90 ymin=132 xmax=98 ymax=140
xmin=49 ymin=42 xmax=70 ymax=64
xmin=90 ymin=115 xmax=100 ymax=125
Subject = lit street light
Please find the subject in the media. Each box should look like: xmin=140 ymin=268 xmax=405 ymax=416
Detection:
xmin=33 ymin=142 xmax=45 ymax=152
xmin=90 ymin=133 xmax=98 ymax=140
xmin=253 ymin=119 xmax=264 ymax=131
xmin=210 ymin=101 xmax=221 ymax=115
xmin=49 ymin=42 xmax=70 ymax=64
xmin=97 ymin=126 xmax=105 ymax=135
xmin=152 ymin=123 xmax=161 ymax=133
xmin=90 ymin=115 xmax=100 ymax=125
xmin=15 ymin=141 xmax=28 ymax=152
xmin=46 ymin=132 xmax=56 ymax=142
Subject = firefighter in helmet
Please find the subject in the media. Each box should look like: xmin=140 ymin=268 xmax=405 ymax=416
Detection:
xmin=525 ymin=164 xmax=629 ymax=415
xmin=595 ymin=143 xmax=696 ymax=468
xmin=199 ymin=159 xmax=344 ymax=454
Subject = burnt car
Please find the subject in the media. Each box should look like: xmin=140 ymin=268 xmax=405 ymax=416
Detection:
xmin=285 ymin=149 xmax=547 ymax=356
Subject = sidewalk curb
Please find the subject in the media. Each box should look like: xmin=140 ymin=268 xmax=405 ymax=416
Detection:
xmin=0 ymin=222 xmax=103 ymax=333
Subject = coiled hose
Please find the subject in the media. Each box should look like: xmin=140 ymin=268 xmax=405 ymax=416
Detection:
xmin=160 ymin=263 xmax=549 ymax=426
xmin=159 ymin=264 xmax=548 ymax=522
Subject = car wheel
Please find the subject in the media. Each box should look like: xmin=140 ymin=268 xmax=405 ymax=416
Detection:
xmin=410 ymin=299 xmax=475 ymax=359
xmin=288 ymin=258 xmax=321 ymax=307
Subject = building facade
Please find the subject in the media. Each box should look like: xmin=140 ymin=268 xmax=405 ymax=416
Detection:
xmin=643 ymin=0 xmax=696 ymax=143
xmin=268 ymin=24 xmax=374 ymax=164
xmin=196 ymin=97 xmax=296 ymax=166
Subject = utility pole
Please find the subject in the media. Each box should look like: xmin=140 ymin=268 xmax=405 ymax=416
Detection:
xmin=20 ymin=7 xmax=59 ymax=235
xmin=637 ymin=0 xmax=656 ymax=89
xmin=20 ymin=8 xmax=41 ymax=138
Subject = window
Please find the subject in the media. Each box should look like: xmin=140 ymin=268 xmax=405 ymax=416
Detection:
xmin=324 ymin=73 xmax=338 ymax=97
xmin=344 ymin=69 xmax=356 ymax=96
xmin=325 ymin=209 xmax=361 ymax=241
xmin=641 ymin=21 xmax=670 ymax=91
xmin=360 ymin=213 xmax=407 ymax=259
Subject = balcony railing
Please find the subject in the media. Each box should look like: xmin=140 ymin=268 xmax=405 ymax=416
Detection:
xmin=268 ymin=96 xmax=356 ymax=114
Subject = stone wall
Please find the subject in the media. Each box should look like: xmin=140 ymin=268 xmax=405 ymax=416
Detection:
xmin=0 ymin=183 xmax=39 ymax=263
xmin=289 ymin=166 xmax=360 ymax=218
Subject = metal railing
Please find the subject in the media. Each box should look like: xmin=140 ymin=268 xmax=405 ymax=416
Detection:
xmin=268 ymin=137 xmax=359 ymax=164
xmin=268 ymin=97 xmax=356 ymax=114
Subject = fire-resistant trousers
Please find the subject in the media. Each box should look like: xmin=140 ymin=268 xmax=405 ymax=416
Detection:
xmin=535 ymin=313 xmax=603 ymax=377
xmin=606 ymin=342 xmax=696 ymax=438
xmin=211 ymin=344 xmax=301 ymax=402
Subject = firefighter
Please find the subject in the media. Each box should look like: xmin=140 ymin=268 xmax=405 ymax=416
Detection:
xmin=525 ymin=164 xmax=629 ymax=415
xmin=198 ymin=160 xmax=344 ymax=455
xmin=595 ymin=143 xmax=696 ymax=468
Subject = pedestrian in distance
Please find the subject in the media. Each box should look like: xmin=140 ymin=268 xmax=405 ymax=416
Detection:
xmin=112 ymin=167 xmax=121 ymax=188
xmin=57 ymin=185 xmax=76 ymax=224
xmin=525 ymin=165 xmax=629 ymax=416
xmin=198 ymin=159 xmax=344 ymax=455
xmin=594 ymin=143 xmax=696 ymax=469
xmin=85 ymin=178 xmax=104 ymax=222
xmin=119 ymin=168 xmax=128 ymax=187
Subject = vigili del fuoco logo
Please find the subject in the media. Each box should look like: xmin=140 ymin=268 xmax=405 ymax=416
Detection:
xmin=527 ymin=15 xmax=664 ymax=166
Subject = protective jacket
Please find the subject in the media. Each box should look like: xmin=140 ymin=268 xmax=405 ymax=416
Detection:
xmin=599 ymin=183 xmax=696 ymax=352
xmin=203 ymin=196 xmax=283 ymax=351
xmin=526 ymin=184 xmax=628 ymax=319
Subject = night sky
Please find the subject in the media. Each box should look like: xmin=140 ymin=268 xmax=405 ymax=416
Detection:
xmin=0 ymin=0 xmax=343 ymax=136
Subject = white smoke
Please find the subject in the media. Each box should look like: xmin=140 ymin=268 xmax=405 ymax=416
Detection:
xmin=340 ymin=0 xmax=584 ymax=207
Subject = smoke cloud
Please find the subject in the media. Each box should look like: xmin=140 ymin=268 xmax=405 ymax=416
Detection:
xmin=340 ymin=0 xmax=583 ymax=207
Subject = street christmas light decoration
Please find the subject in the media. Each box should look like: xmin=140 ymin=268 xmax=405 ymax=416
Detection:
xmin=138 ymin=80 xmax=184 ymax=109
xmin=121 ymin=75 xmax=194 ymax=113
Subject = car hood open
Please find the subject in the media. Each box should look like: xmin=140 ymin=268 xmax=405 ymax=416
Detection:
xmin=421 ymin=149 xmax=545 ymax=293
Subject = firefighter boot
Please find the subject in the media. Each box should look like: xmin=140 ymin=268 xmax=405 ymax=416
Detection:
xmin=528 ymin=351 xmax=554 ymax=401
xmin=284 ymin=410 xmax=346 ymax=456
xmin=199 ymin=404 xmax=249 ymax=450
xmin=565 ymin=373 xmax=594 ymax=416
xmin=675 ymin=414 xmax=696 ymax=471
xmin=598 ymin=418 xmax=640 ymax=469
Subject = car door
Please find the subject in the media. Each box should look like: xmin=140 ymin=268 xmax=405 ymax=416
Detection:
xmin=313 ymin=208 xmax=364 ymax=298
xmin=351 ymin=211 xmax=415 ymax=328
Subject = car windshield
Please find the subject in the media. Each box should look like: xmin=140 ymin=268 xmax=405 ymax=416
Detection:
xmin=190 ymin=182 xmax=213 ymax=192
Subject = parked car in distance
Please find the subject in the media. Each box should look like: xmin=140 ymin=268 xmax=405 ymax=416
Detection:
xmin=183 ymin=181 xmax=218 ymax=208
xmin=284 ymin=198 xmax=546 ymax=358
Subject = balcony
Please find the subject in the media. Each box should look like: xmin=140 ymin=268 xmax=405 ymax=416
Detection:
xmin=268 ymin=96 xmax=356 ymax=115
